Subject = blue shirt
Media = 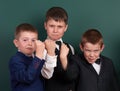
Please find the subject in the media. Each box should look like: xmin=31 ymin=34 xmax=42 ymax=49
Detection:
xmin=9 ymin=52 xmax=45 ymax=91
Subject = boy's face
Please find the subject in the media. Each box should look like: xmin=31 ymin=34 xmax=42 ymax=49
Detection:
xmin=13 ymin=31 xmax=38 ymax=56
xmin=44 ymin=19 xmax=68 ymax=41
xmin=80 ymin=42 xmax=104 ymax=64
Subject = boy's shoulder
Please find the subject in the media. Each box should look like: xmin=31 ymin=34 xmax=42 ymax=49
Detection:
xmin=9 ymin=52 xmax=25 ymax=63
xmin=100 ymin=55 xmax=114 ymax=65
xmin=100 ymin=55 xmax=112 ymax=61
xmin=11 ymin=51 xmax=24 ymax=58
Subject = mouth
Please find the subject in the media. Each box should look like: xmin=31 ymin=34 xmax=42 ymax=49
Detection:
xmin=88 ymin=58 xmax=95 ymax=62
xmin=26 ymin=47 xmax=33 ymax=50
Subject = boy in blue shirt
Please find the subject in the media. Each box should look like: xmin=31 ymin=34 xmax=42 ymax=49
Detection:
xmin=9 ymin=23 xmax=45 ymax=91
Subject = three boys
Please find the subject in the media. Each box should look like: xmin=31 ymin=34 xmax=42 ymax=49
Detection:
xmin=9 ymin=7 xmax=119 ymax=91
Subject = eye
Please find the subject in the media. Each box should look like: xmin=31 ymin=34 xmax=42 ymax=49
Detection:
xmin=32 ymin=39 xmax=37 ymax=42
xmin=32 ymin=39 xmax=35 ymax=42
xmin=58 ymin=26 xmax=63 ymax=28
xmin=94 ymin=50 xmax=100 ymax=53
xmin=85 ymin=49 xmax=91 ymax=52
xmin=23 ymin=39 xmax=27 ymax=41
xmin=49 ymin=25 xmax=54 ymax=27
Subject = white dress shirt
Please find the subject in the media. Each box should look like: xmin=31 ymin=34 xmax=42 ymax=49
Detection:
xmin=41 ymin=38 xmax=74 ymax=79
xmin=92 ymin=62 xmax=101 ymax=75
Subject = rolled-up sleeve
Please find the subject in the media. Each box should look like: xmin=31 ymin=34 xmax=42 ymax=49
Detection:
xmin=41 ymin=53 xmax=57 ymax=79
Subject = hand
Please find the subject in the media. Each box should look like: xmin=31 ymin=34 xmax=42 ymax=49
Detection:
xmin=60 ymin=43 xmax=69 ymax=58
xmin=44 ymin=39 xmax=56 ymax=56
xmin=35 ymin=40 xmax=45 ymax=59
xmin=59 ymin=43 xmax=69 ymax=70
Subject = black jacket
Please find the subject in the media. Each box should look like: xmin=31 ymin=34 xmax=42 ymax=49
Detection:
xmin=74 ymin=54 xmax=120 ymax=91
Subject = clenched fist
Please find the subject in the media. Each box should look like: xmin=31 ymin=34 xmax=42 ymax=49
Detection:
xmin=44 ymin=39 xmax=56 ymax=56
xmin=35 ymin=40 xmax=45 ymax=59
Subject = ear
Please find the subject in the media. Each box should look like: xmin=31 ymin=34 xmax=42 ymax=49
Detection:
xmin=13 ymin=39 xmax=18 ymax=48
xmin=64 ymin=24 xmax=68 ymax=32
xmin=100 ymin=44 xmax=105 ymax=52
xmin=44 ymin=22 xmax=47 ymax=30
xmin=80 ymin=43 xmax=84 ymax=52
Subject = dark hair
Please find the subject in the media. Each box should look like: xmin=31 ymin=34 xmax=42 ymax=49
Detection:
xmin=81 ymin=29 xmax=104 ymax=47
xmin=15 ymin=23 xmax=38 ymax=39
xmin=45 ymin=7 xmax=68 ymax=24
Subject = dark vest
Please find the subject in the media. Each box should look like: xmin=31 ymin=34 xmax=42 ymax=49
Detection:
xmin=45 ymin=42 xmax=76 ymax=91
xmin=54 ymin=42 xmax=73 ymax=81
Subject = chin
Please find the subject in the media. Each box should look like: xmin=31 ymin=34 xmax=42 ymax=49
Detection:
xmin=51 ymin=37 xmax=61 ymax=40
xmin=26 ymin=52 xmax=33 ymax=55
xmin=88 ymin=60 xmax=95 ymax=64
xmin=27 ymin=54 xmax=33 ymax=56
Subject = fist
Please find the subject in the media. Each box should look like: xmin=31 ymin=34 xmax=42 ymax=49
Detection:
xmin=60 ymin=43 xmax=69 ymax=58
xmin=44 ymin=39 xmax=56 ymax=56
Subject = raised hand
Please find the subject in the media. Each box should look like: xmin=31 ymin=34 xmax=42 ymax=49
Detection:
xmin=44 ymin=39 xmax=56 ymax=56
xmin=60 ymin=43 xmax=69 ymax=58
xmin=35 ymin=40 xmax=45 ymax=59
xmin=60 ymin=43 xmax=69 ymax=69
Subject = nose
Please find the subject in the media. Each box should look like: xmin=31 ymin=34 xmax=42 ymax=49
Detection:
xmin=28 ymin=40 xmax=32 ymax=45
xmin=53 ymin=27 xmax=58 ymax=33
xmin=89 ymin=52 xmax=94 ymax=57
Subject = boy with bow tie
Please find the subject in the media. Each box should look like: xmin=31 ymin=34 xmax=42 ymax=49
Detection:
xmin=41 ymin=7 xmax=79 ymax=91
xmin=73 ymin=29 xmax=120 ymax=91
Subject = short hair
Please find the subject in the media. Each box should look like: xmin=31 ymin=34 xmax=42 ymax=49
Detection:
xmin=14 ymin=23 xmax=38 ymax=39
xmin=81 ymin=29 xmax=104 ymax=47
xmin=45 ymin=7 xmax=68 ymax=24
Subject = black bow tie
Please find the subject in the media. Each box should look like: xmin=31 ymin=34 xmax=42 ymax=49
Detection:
xmin=56 ymin=41 xmax=62 ymax=48
xmin=95 ymin=59 xmax=101 ymax=64
xmin=56 ymin=41 xmax=61 ymax=46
